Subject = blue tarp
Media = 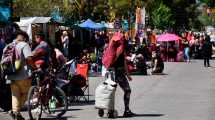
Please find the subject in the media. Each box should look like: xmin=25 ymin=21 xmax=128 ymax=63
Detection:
xmin=79 ymin=19 xmax=105 ymax=29
xmin=0 ymin=7 xmax=11 ymax=22
xmin=51 ymin=9 xmax=63 ymax=23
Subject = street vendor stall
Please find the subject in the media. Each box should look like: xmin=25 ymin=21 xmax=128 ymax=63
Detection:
xmin=79 ymin=19 xmax=105 ymax=30
xmin=16 ymin=17 xmax=56 ymax=45
xmin=157 ymin=33 xmax=182 ymax=62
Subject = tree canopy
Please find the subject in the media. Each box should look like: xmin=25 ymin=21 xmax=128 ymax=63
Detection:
xmin=200 ymin=0 xmax=215 ymax=7
xmin=12 ymin=0 xmax=215 ymax=29
xmin=151 ymin=2 xmax=174 ymax=30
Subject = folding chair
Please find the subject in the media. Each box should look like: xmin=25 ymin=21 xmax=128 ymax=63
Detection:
xmin=76 ymin=64 xmax=90 ymax=102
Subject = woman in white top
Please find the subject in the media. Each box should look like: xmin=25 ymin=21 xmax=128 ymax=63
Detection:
xmin=61 ymin=31 xmax=69 ymax=57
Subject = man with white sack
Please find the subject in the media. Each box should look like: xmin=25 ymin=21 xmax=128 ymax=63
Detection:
xmin=98 ymin=31 xmax=135 ymax=118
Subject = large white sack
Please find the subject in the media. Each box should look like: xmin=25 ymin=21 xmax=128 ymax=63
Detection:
xmin=95 ymin=76 xmax=117 ymax=110
xmin=101 ymin=66 xmax=107 ymax=77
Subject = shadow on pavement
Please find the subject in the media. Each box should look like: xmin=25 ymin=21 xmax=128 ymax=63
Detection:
xmin=66 ymin=108 xmax=82 ymax=112
xmin=70 ymin=100 xmax=95 ymax=106
xmin=151 ymin=73 xmax=168 ymax=76
xmin=20 ymin=107 xmax=82 ymax=112
xmin=40 ymin=115 xmax=75 ymax=120
xmin=118 ymin=113 xmax=165 ymax=118
xmin=208 ymin=66 xmax=215 ymax=68
xmin=135 ymin=113 xmax=165 ymax=117
xmin=131 ymin=74 xmax=150 ymax=76
xmin=52 ymin=108 xmax=82 ymax=113
xmin=40 ymin=117 xmax=72 ymax=120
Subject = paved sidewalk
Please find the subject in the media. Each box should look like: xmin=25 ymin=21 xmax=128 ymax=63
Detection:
xmin=1 ymin=60 xmax=215 ymax=120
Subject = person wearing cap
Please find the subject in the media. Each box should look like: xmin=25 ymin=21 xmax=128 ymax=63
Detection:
xmin=110 ymin=31 xmax=136 ymax=118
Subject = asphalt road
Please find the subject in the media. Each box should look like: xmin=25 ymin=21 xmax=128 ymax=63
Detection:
xmin=1 ymin=60 xmax=215 ymax=120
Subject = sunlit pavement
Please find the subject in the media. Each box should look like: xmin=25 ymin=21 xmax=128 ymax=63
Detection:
xmin=1 ymin=60 xmax=215 ymax=120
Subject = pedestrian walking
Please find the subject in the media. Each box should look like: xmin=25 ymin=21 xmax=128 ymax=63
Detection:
xmin=202 ymin=35 xmax=212 ymax=67
xmin=2 ymin=31 xmax=35 ymax=120
xmin=184 ymin=43 xmax=190 ymax=62
xmin=102 ymin=31 xmax=135 ymax=118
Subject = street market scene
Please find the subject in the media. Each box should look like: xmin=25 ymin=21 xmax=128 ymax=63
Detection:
xmin=0 ymin=0 xmax=215 ymax=120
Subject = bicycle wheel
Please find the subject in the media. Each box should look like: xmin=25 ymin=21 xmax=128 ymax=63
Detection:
xmin=27 ymin=86 xmax=42 ymax=120
xmin=45 ymin=87 xmax=68 ymax=118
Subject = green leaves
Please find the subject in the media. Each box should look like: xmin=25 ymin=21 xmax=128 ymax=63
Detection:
xmin=12 ymin=0 xmax=208 ymax=30
xmin=14 ymin=0 xmax=54 ymax=16
xmin=107 ymin=0 xmax=130 ymax=16
xmin=198 ymin=13 xmax=215 ymax=26
xmin=199 ymin=0 xmax=215 ymax=7
xmin=151 ymin=2 xmax=175 ymax=30
xmin=197 ymin=0 xmax=215 ymax=27
xmin=14 ymin=0 xmax=75 ymax=17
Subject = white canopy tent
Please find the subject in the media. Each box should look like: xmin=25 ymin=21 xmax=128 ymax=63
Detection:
xmin=16 ymin=17 xmax=51 ymax=40
xmin=206 ymin=26 xmax=215 ymax=34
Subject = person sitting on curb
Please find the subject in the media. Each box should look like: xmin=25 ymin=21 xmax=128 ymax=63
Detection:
xmin=151 ymin=51 xmax=164 ymax=74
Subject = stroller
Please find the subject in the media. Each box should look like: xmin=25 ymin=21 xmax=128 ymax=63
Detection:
xmin=95 ymin=70 xmax=118 ymax=118
xmin=55 ymin=58 xmax=89 ymax=103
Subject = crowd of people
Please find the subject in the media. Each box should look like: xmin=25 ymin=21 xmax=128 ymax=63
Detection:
xmin=138 ymin=31 xmax=214 ymax=67
xmin=0 ymin=31 xmax=50 ymax=120
xmin=58 ymin=29 xmax=214 ymax=76
xmin=0 ymin=23 xmax=70 ymax=119
xmin=0 ymin=21 xmax=213 ymax=120
xmin=180 ymin=31 xmax=213 ymax=62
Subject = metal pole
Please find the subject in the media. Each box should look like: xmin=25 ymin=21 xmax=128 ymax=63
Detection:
xmin=10 ymin=0 xmax=13 ymax=18
xmin=129 ymin=0 xmax=132 ymax=39
xmin=167 ymin=42 xmax=169 ymax=62
xmin=88 ymin=0 xmax=90 ymax=18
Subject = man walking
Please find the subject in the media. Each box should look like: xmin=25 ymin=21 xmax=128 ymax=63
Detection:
xmin=106 ymin=32 xmax=135 ymax=118
xmin=4 ymin=31 xmax=34 ymax=120
xmin=202 ymin=35 xmax=212 ymax=67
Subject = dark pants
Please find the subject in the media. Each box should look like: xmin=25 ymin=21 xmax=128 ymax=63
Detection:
xmin=115 ymin=70 xmax=131 ymax=111
xmin=204 ymin=57 xmax=210 ymax=67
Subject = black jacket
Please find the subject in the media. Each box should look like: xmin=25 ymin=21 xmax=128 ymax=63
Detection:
xmin=202 ymin=41 xmax=212 ymax=58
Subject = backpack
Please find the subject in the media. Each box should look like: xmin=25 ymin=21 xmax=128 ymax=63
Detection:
xmin=102 ymin=32 xmax=123 ymax=69
xmin=1 ymin=42 xmax=22 ymax=75
xmin=102 ymin=42 xmax=116 ymax=69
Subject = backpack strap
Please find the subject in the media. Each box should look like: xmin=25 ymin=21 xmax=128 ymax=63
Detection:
xmin=14 ymin=42 xmax=29 ymax=60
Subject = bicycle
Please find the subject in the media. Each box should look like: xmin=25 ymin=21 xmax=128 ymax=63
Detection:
xmin=27 ymin=63 xmax=68 ymax=120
